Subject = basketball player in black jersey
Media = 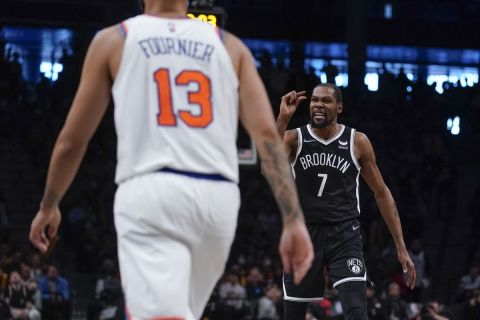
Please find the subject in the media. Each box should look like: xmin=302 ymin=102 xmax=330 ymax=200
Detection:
xmin=275 ymin=84 xmax=416 ymax=320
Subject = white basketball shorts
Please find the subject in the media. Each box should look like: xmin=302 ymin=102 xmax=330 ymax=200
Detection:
xmin=114 ymin=171 xmax=240 ymax=320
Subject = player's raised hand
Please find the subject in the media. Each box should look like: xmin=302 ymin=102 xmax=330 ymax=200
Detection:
xmin=279 ymin=91 xmax=307 ymax=120
xmin=279 ymin=217 xmax=314 ymax=285
xmin=29 ymin=205 xmax=61 ymax=253
xmin=398 ymin=250 xmax=416 ymax=289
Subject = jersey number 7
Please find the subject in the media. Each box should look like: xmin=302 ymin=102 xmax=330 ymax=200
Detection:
xmin=317 ymin=173 xmax=328 ymax=197
xmin=154 ymin=68 xmax=212 ymax=128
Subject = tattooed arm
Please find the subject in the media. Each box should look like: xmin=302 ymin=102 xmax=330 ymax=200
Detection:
xmin=355 ymin=131 xmax=416 ymax=289
xmin=224 ymin=32 xmax=313 ymax=283
xmin=257 ymin=130 xmax=303 ymax=223
xmin=224 ymin=32 xmax=304 ymax=224
xmin=30 ymin=26 xmax=123 ymax=252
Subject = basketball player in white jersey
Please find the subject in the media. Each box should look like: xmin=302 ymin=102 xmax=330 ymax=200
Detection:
xmin=29 ymin=1 xmax=313 ymax=319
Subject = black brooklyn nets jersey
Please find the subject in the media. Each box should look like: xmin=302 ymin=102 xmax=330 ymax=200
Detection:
xmin=292 ymin=124 xmax=361 ymax=224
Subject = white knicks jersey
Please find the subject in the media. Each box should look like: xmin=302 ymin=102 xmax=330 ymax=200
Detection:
xmin=112 ymin=15 xmax=239 ymax=184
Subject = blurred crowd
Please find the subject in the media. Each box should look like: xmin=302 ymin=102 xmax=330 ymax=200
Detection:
xmin=0 ymin=249 xmax=71 ymax=320
xmin=1 ymin=35 xmax=480 ymax=319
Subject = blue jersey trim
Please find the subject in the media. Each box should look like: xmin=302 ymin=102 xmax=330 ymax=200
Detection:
xmin=118 ymin=21 xmax=128 ymax=38
xmin=158 ymin=167 xmax=231 ymax=182
xmin=214 ymin=27 xmax=224 ymax=43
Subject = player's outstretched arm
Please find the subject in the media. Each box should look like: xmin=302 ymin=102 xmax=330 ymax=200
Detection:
xmin=274 ymin=91 xmax=307 ymax=163
xmin=29 ymin=26 xmax=122 ymax=253
xmin=356 ymin=131 xmax=416 ymax=289
xmin=260 ymin=91 xmax=305 ymax=174
xmin=224 ymin=32 xmax=313 ymax=284
xmin=276 ymin=91 xmax=306 ymax=137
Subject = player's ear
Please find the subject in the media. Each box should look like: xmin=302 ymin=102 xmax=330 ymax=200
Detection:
xmin=338 ymin=102 xmax=343 ymax=114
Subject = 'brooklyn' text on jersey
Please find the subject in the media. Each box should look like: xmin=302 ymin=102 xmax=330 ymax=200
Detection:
xmin=298 ymin=152 xmax=351 ymax=173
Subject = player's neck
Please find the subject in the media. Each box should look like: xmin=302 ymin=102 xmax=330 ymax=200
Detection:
xmin=144 ymin=1 xmax=188 ymax=18
xmin=311 ymin=122 xmax=341 ymax=140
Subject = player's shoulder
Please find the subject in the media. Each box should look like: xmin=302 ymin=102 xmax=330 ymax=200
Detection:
xmin=354 ymin=129 xmax=366 ymax=138
xmin=91 ymin=24 xmax=125 ymax=49
xmin=221 ymin=31 xmax=252 ymax=77
xmin=83 ymin=24 xmax=125 ymax=74
xmin=222 ymin=31 xmax=246 ymax=49
xmin=284 ymin=129 xmax=299 ymax=149
xmin=353 ymin=130 xmax=376 ymax=160
xmin=354 ymin=130 xmax=371 ymax=145
xmin=222 ymin=31 xmax=251 ymax=57
xmin=285 ymin=128 xmax=299 ymax=141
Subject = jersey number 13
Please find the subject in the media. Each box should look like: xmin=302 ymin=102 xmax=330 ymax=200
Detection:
xmin=154 ymin=68 xmax=212 ymax=128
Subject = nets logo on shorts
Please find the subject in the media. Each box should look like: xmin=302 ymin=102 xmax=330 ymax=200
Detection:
xmin=347 ymin=258 xmax=364 ymax=275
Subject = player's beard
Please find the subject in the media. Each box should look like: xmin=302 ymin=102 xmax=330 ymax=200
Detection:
xmin=309 ymin=115 xmax=332 ymax=129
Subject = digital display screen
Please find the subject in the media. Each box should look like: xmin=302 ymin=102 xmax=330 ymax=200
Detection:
xmin=187 ymin=8 xmax=226 ymax=28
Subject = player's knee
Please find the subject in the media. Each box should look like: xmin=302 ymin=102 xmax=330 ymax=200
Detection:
xmin=336 ymin=281 xmax=368 ymax=320
xmin=283 ymin=300 xmax=309 ymax=320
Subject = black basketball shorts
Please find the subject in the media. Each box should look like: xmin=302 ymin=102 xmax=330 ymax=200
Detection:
xmin=283 ymin=219 xmax=366 ymax=301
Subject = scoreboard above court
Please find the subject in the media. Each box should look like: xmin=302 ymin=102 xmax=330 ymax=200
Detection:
xmin=187 ymin=7 xmax=227 ymax=28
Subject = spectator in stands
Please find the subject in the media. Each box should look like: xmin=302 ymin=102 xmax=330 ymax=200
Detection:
xmin=322 ymin=60 xmax=339 ymax=85
xmin=258 ymin=50 xmax=274 ymax=102
xmin=382 ymin=282 xmax=408 ymax=320
xmin=38 ymin=265 xmax=70 ymax=320
xmin=270 ymin=52 xmax=290 ymax=108
xmin=461 ymin=289 xmax=480 ymax=320
xmin=458 ymin=263 xmax=480 ymax=302
xmin=0 ymin=264 xmax=8 ymax=294
xmin=94 ymin=259 xmax=119 ymax=300
xmin=396 ymin=67 xmax=411 ymax=96
xmin=245 ymin=266 xmax=265 ymax=300
xmin=218 ymin=272 xmax=247 ymax=319
xmin=256 ymin=284 xmax=282 ymax=320
xmin=305 ymin=311 xmax=318 ymax=320
xmin=28 ymin=254 xmax=43 ymax=283
xmin=0 ymin=40 xmax=11 ymax=101
xmin=0 ymin=243 xmax=17 ymax=274
xmin=19 ymin=263 xmax=41 ymax=311
xmin=408 ymin=239 xmax=430 ymax=302
xmin=0 ymin=195 xmax=9 ymax=236
xmin=3 ymin=271 xmax=41 ymax=320
xmin=0 ymin=294 xmax=12 ymax=319
xmin=88 ymin=258 xmax=123 ymax=320
xmin=366 ymin=286 xmax=383 ymax=320
xmin=421 ymin=300 xmax=450 ymax=320
xmin=309 ymin=286 xmax=341 ymax=319
xmin=9 ymin=252 xmax=24 ymax=275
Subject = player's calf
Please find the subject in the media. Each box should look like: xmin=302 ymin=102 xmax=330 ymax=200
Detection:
xmin=336 ymin=281 xmax=368 ymax=320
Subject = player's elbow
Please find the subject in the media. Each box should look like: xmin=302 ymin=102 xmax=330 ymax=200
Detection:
xmin=260 ymin=163 xmax=267 ymax=177
xmin=247 ymin=122 xmax=277 ymax=145
xmin=55 ymin=133 xmax=88 ymax=158
xmin=373 ymin=184 xmax=390 ymax=201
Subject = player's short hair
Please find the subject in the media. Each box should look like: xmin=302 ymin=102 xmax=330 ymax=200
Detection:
xmin=314 ymin=83 xmax=343 ymax=104
xmin=139 ymin=0 xmax=189 ymax=11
